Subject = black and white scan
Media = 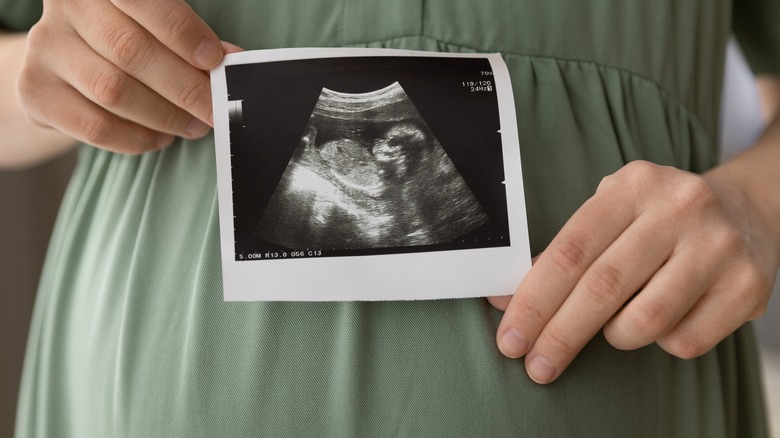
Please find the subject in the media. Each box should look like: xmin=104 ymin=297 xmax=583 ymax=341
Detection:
xmin=221 ymin=53 xmax=516 ymax=261
xmin=212 ymin=48 xmax=529 ymax=300
xmin=255 ymin=82 xmax=488 ymax=250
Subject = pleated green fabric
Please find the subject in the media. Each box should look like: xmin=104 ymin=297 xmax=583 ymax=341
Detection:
xmin=10 ymin=1 xmax=780 ymax=437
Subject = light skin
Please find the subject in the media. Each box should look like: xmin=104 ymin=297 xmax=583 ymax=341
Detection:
xmin=2 ymin=0 xmax=779 ymax=385
xmin=758 ymin=78 xmax=780 ymax=123
xmin=0 ymin=32 xmax=76 ymax=169
xmin=490 ymin=78 xmax=780 ymax=384
xmin=1 ymin=0 xmax=241 ymax=169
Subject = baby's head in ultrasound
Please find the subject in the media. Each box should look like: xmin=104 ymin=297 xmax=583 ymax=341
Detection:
xmin=308 ymin=120 xmax=431 ymax=184
xmin=371 ymin=122 xmax=428 ymax=173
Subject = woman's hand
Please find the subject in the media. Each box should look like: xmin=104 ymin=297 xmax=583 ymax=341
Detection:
xmin=17 ymin=0 xmax=240 ymax=154
xmin=489 ymin=159 xmax=780 ymax=384
xmin=0 ymin=32 xmax=77 ymax=169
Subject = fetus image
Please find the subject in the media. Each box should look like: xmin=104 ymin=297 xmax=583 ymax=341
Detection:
xmin=255 ymin=82 xmax=488 ymax=250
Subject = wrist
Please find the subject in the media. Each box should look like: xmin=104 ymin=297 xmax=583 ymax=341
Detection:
xmin=705 ymin=146 xmax=780 ymax=269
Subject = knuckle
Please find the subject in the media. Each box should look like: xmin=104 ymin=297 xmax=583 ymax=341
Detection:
xmin=599 ymin=160 xmax=658 ymax=199
xmin=709 ymin=227 xmax=744 ymax=253
xmin=175 ymin=78 xmax=210 ymax=112
xmin=77 ymin=116 xmax=112 ymax=146
xmin=14 ymin=90 xmax=48 ymax=128
xmin=89 ymin=69 xmax=126 ymax=107
xmin=739 ymin=263 xmax=768 ymax=291
xmin=671 ymin=177 xmax=717 ymax=212
xmin=25 ymin=22 xmax=51 ymax=51
xmin=106 ymin=27 xmax=152 ymax=70
xmin=583 ymin=263 xmax=626 ymax=306
xmin=15 ymin=67 xmax=37 ymax=103
xmin=14 ymin=75 xmax=46 ymax=126
xmin=623 ymin=160 xmax=658 ymax=178
xmin=549 ymin=239 xmax=588 ymax=276
xmin=543 ymin=328 xmax=578 ymax=357
xmin=660 ymin=332 xmax=709 ymax=360
xmin=514 ymin=294 xmax=549 ymax=328
xmin=160 ymin=10 xmax=194 ymax=42
xmin=18 ymin=38 xmax=48 ymax=90
xmin=160 ymin=108 xmax=186 ymax=133
xmin=735 ymin=266 xmax=772 ymax=320
xmin=625 ymin=300 xmax=673 ymax=339
xmin=596 ymin=173 xmax=619 ymax=194
xmin=500 ymin=293 xmax=549 ymax=333
xmin=622 ymin=160 xmax=659 ymax=186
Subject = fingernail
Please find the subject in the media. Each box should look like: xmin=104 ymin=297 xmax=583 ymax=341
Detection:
xmin=498 ymin=328 xmax=529 ymax=358
xmin=186 ymin=118 xmax=211 ymax=138
xmin=193 ymin=38 xmax=222 ymax=69
xmin=527 ymin=355 xmax=557 ymax=384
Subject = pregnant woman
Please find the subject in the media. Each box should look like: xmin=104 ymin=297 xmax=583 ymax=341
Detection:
xmin=2 ymin=1 xmax=779 ymax=436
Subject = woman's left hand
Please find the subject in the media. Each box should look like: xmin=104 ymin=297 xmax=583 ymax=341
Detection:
xmin=489 ymin=160 xmax=779 ymax=384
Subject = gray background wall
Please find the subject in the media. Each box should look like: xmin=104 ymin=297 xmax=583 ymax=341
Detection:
xmin=1 ymin=152 xmax=76 ymax=438
xmin=758 ymin=281 xmax=780 ymax=352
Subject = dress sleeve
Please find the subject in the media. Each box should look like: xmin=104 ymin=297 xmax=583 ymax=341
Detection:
xmin=733 ymin=0 xmax=780 ymax=76
xmin=0 ymin=0 xmax=43 ymax=31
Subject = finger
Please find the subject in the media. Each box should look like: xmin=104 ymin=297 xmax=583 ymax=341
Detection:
xmin=522 ymin=211 xmax=675 ymax=384
xmin=49 ymin=31 xmax=210 ymax=139
xmin=18 ymin=70 xmax=173 ymax=153
xmin=488 ymin=254 xmax=542 ymax=311
xmin=603 ymin=247 xmax=718 ymax=350
xmin=110 ymin=0 xmax=224 ymax=70
xmin=657 ymin=260 xmax=767 ymax=359
xmin=487 ymin=295 xmax=512 ymax=310
xmin=72 ymin=2 xmax=214 ymax=124
xmin=496 ymin=176 xmax=637 ymax=359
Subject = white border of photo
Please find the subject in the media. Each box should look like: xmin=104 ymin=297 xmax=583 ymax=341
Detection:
xmin=211 ymin=48 xmax=531 ymax=301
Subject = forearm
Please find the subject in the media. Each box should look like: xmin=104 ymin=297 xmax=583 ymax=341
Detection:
xmin=0 ymin=31 xmax=76 ymax=170
xmin=757 ymin=76 xmax=780 ymax=123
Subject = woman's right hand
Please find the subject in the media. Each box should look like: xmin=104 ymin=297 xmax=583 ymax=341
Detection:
xmin=17 ymin=0 xmax=239 ymax=154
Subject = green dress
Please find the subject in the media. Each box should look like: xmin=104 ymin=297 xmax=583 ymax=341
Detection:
xmin=8 ymin=1 xmax=780 ymax=437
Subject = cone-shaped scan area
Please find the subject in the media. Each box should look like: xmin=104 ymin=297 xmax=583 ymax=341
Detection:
xmin=256 ymin=82 xmax=488 ymax=250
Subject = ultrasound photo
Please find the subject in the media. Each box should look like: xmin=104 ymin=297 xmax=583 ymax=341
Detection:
xmin=223 ymin=53 xmax=513 ymax=261
xmin=255 ymin=82 xmax=488 ymax=250
xmin=212 ymin=49 xmax=530 ymax=300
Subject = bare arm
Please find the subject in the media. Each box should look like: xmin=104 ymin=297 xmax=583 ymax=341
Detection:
xmin=708 ymin=75 xmax=780 ymax=248
xmin=0 ymin=32 xmax=76 ymax=170
xmin=757 ymin=76 xmax=780 ymax=123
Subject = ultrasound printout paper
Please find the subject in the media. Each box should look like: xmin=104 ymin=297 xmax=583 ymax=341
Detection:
xmin=211 ymin=48 xmax=530 ymax=301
